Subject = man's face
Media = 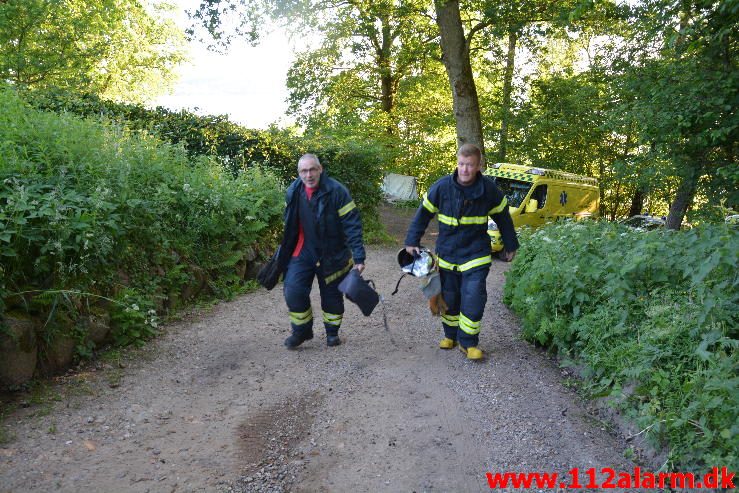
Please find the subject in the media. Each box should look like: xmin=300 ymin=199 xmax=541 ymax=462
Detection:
xmin=456 ymin=153 xmax=481 ymax=186
xmin=298 ymin=159 xmax=322 ymax=188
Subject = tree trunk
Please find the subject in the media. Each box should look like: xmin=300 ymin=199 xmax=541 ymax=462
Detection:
xmin=611 ymin=182 xmax=622 ymax=221
xmin=379 ymin=60 xmax=396 ymax=135
xmin=380 ymin=71 xmax=394 ymax=114
xmin=627 ymin=188 xmax=645 ymax=217
xmin=666 ymin=164 xmax=699 ymax=230
xmin=599 ymin=161 xmax=606 ymax=218
xmin=378 ymin=15 xmax=395 ymax=115
xmin=498 ymin=28 xmax=517 ymax=163
xmin=434 ymin=0 xmax=485 ymax=156
xmin=373 ymin=13 xmax=397 ymax=136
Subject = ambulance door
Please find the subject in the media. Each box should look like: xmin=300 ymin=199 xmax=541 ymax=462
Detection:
xmin=571 ymin=186 xmax=599 ymax=218
xmin=546 ymin=182 xmax=570 ymax=220
xmin=516 ymin=183 xmax=549 ymax=229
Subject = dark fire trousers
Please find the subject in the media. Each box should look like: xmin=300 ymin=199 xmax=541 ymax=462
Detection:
xmin=439 ymin=266 xmax=490 ymax=349
xmin=283 ymin=251 xmax=345 ymax=338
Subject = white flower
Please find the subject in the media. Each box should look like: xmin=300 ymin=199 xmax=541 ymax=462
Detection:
xmin=131 ymin=304 xmax=139 ymax=311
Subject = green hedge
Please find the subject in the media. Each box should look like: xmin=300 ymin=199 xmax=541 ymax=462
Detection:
xmin=22 ymin=87 xmax=300 ymax=178
xmin=0 ymin=85 xmax=284 ymax=351
xmin=504 ymin=221 xmax=738 ymax=472
xmin=21 ymin=88 xmax=387 ymax=241
xmin=307 ymin=140 xmax=384 ymax=218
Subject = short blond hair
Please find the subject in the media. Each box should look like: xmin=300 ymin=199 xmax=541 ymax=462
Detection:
xmin=457 ymin=143 xmax=482 ymax=164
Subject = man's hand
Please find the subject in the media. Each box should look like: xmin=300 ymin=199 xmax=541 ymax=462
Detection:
xmin=405 ymin=245 xmax=421 ymax=257
xmin=354 ymin=263 xmax=365 ymax=274
xmin=500 ymin=250 xmax=517 ymax=262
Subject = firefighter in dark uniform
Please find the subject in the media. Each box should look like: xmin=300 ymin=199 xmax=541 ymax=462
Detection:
xmin=404 ymin=144 xmax=518 ymax=360
xmin=282 ymin=154 xmax=366 ymax=349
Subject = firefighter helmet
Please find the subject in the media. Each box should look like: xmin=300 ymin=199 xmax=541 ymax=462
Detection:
xmin=396 ymin=247 xmax=436 ymax=277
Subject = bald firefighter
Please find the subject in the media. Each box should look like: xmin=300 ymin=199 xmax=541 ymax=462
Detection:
xmin=404 ymin=144 xmax=518 ymax=360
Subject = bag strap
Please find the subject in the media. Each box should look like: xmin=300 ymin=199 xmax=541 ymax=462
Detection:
xmin=377 ymin=294 xmax=395 ymax=344
xmin=390 ymin=273 xmax=409 ymax=296
xmin=359 ymin=277 xmax=395 ymax=343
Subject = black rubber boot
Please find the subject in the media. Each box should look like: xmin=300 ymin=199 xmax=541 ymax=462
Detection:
xmin=326 ymin=335 xmax=341 ymax=347
xmin=284 ymin=331 xmax=313 ymax=349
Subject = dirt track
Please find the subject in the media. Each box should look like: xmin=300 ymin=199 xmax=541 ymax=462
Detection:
xmin=0 ymin=205 xmax=638 ymax=492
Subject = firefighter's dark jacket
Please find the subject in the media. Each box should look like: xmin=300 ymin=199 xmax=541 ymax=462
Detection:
xmin=275 ymin=174 xmax=365 ymax=282
xmin=405 ymin=171 xmax=519 ymax=268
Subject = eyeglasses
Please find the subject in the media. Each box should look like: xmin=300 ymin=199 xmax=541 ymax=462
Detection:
xmin=299 ymin=167 xmax=321 ymax=176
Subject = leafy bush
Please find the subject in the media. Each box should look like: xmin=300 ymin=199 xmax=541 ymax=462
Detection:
xmin=308 ymin=139 xmax=385 ymax=238
xmin=310 ymin=137 xmax=383 ymax=210
xmin=21 ymin=88 xmax=388 ymax=241
xmin=0 ymin=85 xmax=284 ymax=350
xmin=504 ymin=220 xmax=738 ymax=472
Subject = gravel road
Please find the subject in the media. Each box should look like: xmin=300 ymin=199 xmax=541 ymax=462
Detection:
xmin=0 ymin=205 xmax=639 ymax=492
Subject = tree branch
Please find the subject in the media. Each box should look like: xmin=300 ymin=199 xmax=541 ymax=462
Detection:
xmin=465 ymin=20 xmax=494 ymax=53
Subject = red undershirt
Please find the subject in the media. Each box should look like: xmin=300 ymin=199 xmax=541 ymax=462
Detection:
xmin=292 ymin=185 xmax=316 ymax=257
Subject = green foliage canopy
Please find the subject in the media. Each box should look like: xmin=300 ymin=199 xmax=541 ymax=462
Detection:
xmin=605 ymin=0 xmax=738 ymax=224
xmin=0 ymin=0 xmax=187 ymax=103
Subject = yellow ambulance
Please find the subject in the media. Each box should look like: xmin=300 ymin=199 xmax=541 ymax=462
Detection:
xmin=485 ymin=163 xmax=600 ymax=252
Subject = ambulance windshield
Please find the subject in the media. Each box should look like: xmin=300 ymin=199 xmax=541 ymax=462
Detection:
xmin=493 ymin=178 xmax=532 ymax=208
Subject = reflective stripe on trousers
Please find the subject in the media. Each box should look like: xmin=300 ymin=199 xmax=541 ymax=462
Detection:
xmin=283 ymin=254 xmax=346 ymax=337
xmin=439 ymin=265 xmax=490 ymax=348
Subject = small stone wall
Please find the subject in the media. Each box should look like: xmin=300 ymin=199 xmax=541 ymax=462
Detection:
xmin=0 ymin=251 xmax=267 ymax=390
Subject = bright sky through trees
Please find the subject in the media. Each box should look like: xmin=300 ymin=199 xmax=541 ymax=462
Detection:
xmin=154 ymin=0 xmax=297 ymax=129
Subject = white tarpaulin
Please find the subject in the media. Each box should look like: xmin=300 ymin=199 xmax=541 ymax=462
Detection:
xmin=382 ymin=173 xmax=418 ymax=201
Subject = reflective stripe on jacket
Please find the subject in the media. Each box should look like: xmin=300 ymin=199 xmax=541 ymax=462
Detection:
xmin=405 ymin=171 xmax=518 ymax=268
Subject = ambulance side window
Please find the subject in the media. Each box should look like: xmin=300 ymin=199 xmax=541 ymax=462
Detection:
xmin=533 ymin=185 xmax=547 ymax=209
